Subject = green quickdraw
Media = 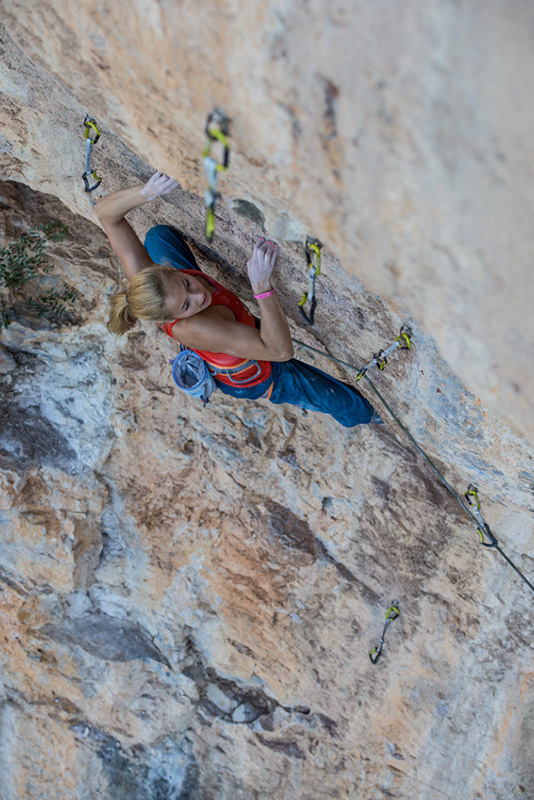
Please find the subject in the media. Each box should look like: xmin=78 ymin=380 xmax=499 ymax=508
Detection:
xmin=369 ymin=600 xmax=400 ymax=664
xmin=203 ymin=108 xmax=230 ymax=241
xmin=82 ymin=115 xmax=102 ymax=193
xmin=297 ymin=236 xmax=323 ymax=326
xmin=355 ymin=324 xmax=412 ymax=381
xmin=464 ymin=485 xmax=499 ymax=548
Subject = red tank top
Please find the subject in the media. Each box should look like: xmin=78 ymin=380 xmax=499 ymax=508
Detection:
xmin=159 ymin=269 xmax=272 ymax=388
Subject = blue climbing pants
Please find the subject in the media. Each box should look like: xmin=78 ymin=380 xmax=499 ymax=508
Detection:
xmin=144 ymin=225 xmax=376 ymax=427
xmin=270 ymin=360 xmax=374 ymax=427
xmin=144 ymin=224 xmax=199 ymax=271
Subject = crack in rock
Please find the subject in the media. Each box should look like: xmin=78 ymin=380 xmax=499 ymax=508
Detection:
xmin=40 ymin=611 xmax=171 ymax=667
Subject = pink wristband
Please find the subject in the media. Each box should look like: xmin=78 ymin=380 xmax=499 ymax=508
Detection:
xmin=254 ymin=289 xmax=275 ymax=300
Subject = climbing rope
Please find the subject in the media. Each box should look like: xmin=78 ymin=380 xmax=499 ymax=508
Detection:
xmin=292 ymin=336 xmax=534 ymax=595
xmin=369 ymin=600 xmax=400 ymax=664
xmin=82 ymin=115 xmax=102 ymax=194
xmin=297 ymin=236 xmax=323 ymax=325
xmin=203 ymin=108 xmax=230 ymax=241
xmin=355 ymin=325 xmax=412 ymax=381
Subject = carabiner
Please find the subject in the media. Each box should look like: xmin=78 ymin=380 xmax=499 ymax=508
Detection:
xmin=477 ymin=523 xmax=499 ymax=549
xmin=374 ymin=350 xmax=387 ymax=371
xmin=298 ymin=289 xmax=318 ymax=326
xmin=465 ymin=484 xmax=481 ymax=510
xmin=204 ymin=108 xmax=230 ymax=169
xmin=369 ymin=640 xmax=384 ymax=664
xmin=396 ymin=324 xmax=412 ymax=350
xmin=82 ymin=170 xmax=102 ymax=192
xmin=83 ymin=114 xmax=101 ymax=144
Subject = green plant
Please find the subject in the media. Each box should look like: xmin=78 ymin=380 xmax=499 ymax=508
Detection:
xmin=0 ymin=220 xmax=79 ymax=327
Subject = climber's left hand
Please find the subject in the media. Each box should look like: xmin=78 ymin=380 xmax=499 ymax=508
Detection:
xmin=140 ymin=171 xmax=180 ymax=201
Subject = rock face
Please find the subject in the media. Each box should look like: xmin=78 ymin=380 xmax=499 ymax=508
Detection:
xmin=0 ymin=5 xmax=533 ymax=800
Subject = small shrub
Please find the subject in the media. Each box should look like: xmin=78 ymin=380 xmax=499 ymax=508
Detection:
xmin=0 ymin=220 xmax=79 ymax=328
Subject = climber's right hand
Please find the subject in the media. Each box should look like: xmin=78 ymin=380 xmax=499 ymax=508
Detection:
xmin=140 ymin=171 xmax=180 ymax=201
xmin=247 ymin=237 xmax=278 ymax=294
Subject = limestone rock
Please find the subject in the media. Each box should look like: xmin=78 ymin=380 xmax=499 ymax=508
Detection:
xmin=0 ymin=5 xmax=533 ymax=800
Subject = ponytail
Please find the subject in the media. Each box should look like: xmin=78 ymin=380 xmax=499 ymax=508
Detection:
xmin=107 ymin=266 xmax=176 ymax=336
xmin=107 ymin=290 xmax=139 ymax=335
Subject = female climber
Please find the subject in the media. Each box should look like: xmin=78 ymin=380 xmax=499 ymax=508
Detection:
xmin=96 ymin=171 xmax=382 ymax=427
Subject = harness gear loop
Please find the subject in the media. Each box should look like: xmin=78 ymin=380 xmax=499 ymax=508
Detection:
xmin=465 ymin=484 xmax=499 ymax=548
xmin=369 ymin=600 xmax=400 ymax=664
xmin=203 ymin=108 xmax=230 ymax=241
xmin=206 ymin=359 xmax=263 ymax=384
xmin=374 ymin=349 xmax=387 ymax=371
xmin=82 ymin=115 xmax=102 ymax=193
xmin=298 ymin=236 xmax=323 ymax=326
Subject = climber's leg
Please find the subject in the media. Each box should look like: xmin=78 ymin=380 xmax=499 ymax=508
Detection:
xmin=144 ymin=225 xmax=199 ymax=271
xmin=269 ymin=359 xmax=377 ymax=427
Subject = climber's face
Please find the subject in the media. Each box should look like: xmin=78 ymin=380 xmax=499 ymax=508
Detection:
xmin=165 ymin=271 xmax=212 ymax=318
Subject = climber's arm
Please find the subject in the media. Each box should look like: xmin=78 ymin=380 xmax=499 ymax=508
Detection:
xmin=175 ymin=302 xmax=293 ymax=362
xmin=94 ymin=172 xmax=179 ymax=281
xmin=96 ymin=208 xmax=151 ymax=281
xmin=174 ymin=239 xmax=294 ymax=362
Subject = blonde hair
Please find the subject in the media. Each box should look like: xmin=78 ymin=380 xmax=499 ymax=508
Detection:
xmin=107 ymin=266 xmax=177 ymax=335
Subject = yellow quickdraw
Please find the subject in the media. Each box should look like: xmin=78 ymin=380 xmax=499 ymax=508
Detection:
xmin=203 ymin=108 xmax=230 ymax=240
xmin=395 ymin=329 xmax=412 ymax=350
xmin=205 ymin=207 xmax=215 ymax=241
xmin=203 ymin=125 xmax=230 ymax=164
xmin=298 ymin=237 xmax=322 ymax=325
xmin=369 ymin=600 xmax=400 ymax=664
xmin=84 ymin=115 xmax=101 ymax=144
xmin=82 ymin=114 xmax=102 ymax=193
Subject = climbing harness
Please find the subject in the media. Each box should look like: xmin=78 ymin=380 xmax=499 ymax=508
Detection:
xmin=297 ymin=236 xmax=323 ymax=326
xmin=465 ymin=485 xmax=499 ymax=548
xmin=82 ymin=115 xmax=102 ymax=194
xmin=355 ymin=325 xmax=412 ymax=381
xmin=203 ymin=108 xmax=230 ymax=241
xmin=169 ymin=347 xmax=262 ymax=407
xmin=369 ymin=600 xmax=400 ymax=664
xmin=292 ymin=335 xmax=534 ymax=595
